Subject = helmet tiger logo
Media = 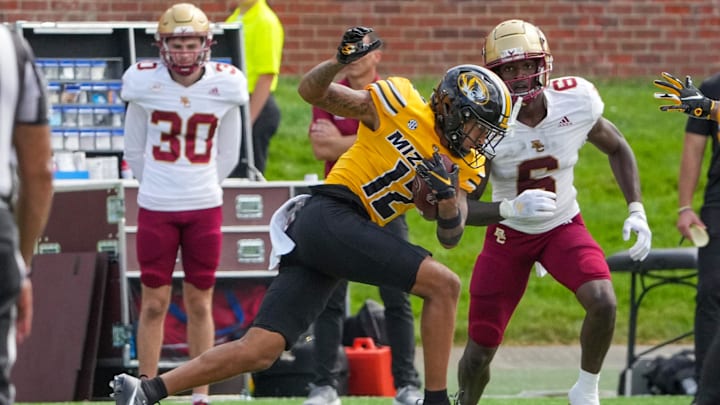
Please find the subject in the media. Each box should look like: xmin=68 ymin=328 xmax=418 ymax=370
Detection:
xmin=457 ymin=72 xmax=489 ymax=106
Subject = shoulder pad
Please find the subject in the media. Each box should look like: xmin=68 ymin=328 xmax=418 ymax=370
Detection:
xmin=121 ymin=61 xmax=163 ymax=102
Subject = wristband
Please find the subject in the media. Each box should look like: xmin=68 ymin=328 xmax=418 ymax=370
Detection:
xmin=437 ymin=210 xmax=462 ymax=229
xmin=499 ymin=199 xmax=512 ymax=219
xmin=437 ymin=231 xmax=463 ymax=246
xmin=628 ymin=201 xmax=646 ymax=216
xmin=677 ymin=205 xmax=693 ymax=214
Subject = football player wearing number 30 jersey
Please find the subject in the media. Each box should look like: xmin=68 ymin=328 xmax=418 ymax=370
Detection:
xmin=458 ymin=20 xmax=652 ymax=405
xmin=118 ymin=4 xmax=247 ymax=405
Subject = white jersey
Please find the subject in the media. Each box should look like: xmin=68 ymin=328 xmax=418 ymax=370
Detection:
xmin=122 ymin=60 xmax=248 ymax=211
xmin=491 ymin=76 xmax=604 ymax=234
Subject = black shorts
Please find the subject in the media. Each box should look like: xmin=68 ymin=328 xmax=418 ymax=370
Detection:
xmin=252 ymin=185 xmax=429 ymax=348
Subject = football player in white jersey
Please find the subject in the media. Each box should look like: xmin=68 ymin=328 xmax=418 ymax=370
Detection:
xmin=121 ymin=4 xmax=248 ymax=405
xmin=457 ymin=20 xmax=652 ymax=405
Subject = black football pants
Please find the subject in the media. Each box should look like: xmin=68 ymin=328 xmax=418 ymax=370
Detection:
xmin=312 ymin=215 xmax=421 ymax=391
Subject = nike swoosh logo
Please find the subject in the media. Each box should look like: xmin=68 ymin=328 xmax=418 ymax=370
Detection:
xmin=684 ymin=95 xmax=703 ymax=100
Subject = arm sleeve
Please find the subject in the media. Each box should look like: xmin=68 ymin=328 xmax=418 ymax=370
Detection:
xmin=123 ymin=102 xmax=147 ymax=182
xmin=15 ymin=33 xmax=48 ymax=124
xmin=216 ymin=106 xmax=242 ymax=182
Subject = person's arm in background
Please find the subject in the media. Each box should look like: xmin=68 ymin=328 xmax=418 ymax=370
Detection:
xmin=13 ymin=122 xmax=53 ymax=342
xmin=216 ymin=106 xmax=242 ymax=181
xmin=309 ymin=118 xmax=356 ymax=161
xmin=12 ymin=35 xmax=54 ymax=342
xmin=123 ymin=102 xmax=148 ymax=182
xmin=653 ymin=72 xmax=715 ymax=238
xmin=249 ymin=74 xmax=274 ymax=124
xmin=13 ymin=124 xmax=53 ymax=268
xmin=677 ymin=132 xmax=707 ymax=238
xmin=228 ymin=0 xmax=284 ymax=125
xmin=308 ymin=106 xmax=356 ymax=161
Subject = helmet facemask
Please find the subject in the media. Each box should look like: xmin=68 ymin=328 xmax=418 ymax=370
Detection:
xmin=494 ymin=56 xmax=550 ymax=104
xmin=158 ymin=36 xmax=212 ymax=76
xmin=436 ymin=103 xmax=506 ymax=167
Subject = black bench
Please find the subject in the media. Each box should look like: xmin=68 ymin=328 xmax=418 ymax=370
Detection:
xmin=606 ymin=247 xmax=698 ymax=396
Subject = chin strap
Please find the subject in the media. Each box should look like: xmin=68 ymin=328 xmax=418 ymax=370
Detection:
xmin=505 ymin=96 xmax=523 ymax=138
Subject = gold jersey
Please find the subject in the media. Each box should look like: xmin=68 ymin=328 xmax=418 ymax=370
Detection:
xmin=325 ymin=77 xmax=485 ymax=226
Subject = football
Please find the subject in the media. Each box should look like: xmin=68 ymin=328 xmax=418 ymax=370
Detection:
xmin=412 ymin=153 xmax=455 ymax=220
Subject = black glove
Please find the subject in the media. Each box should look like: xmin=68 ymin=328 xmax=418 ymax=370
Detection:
xmin=416 ymin=152 xmax=459 ymax=201
xmin=653 ymin=72 xmax=716 ymax=119
xmin=336 ymin=26 xmax=383 ymax=65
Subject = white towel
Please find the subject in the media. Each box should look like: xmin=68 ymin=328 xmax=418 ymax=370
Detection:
xmin=268 ymin=194 xmax=311 ymax=270
xmin=535 ymin=261 xmax=548 ymax=278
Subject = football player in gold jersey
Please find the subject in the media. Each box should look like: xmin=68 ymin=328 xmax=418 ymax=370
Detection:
xmin=111 ymin=26 xmax=518 ymax=405
xmin=294 ymin=26 xmax=513 ymax=405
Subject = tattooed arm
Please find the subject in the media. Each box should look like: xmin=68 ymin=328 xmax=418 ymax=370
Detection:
xmin=298 ymin=59 xmax=380 ymax=131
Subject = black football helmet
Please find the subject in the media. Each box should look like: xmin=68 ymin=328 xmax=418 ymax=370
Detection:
xmin=430 ymin=64 xmax=513 ymax=167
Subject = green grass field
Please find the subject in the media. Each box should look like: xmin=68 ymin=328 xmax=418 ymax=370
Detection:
xmin=265 ymin=75 xmax=702 ymax=347
xmin=18 ymin=396 xmax=693 ymax=404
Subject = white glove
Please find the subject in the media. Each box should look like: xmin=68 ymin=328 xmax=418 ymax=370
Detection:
xmin=499 ymin=189 xmax=557 ymax=219
xmin=623 ymin=202 xmax=652 ymax=261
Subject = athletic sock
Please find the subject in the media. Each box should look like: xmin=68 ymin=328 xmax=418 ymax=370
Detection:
xmin=568 ymin=369 xmax=600 ymax=405
xmin=141 ymin=377 xmax=169 ymax=404
xmin=424 ymin=388 xmax=450 ymax=405
xmin=191 ymin=393 xmax=210 ymax=405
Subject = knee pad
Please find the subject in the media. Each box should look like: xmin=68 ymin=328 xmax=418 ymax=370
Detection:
xmin=468 ymin=318 xmax=504 ymax=347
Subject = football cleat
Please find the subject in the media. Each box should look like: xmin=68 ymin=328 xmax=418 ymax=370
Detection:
xmin=110 ymin=373 xmax=150 ymax=405
xmin=302 ymin=383 xmax=340 ymax=405
xmin=393 ymin=385 xmax=423 ymax=405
